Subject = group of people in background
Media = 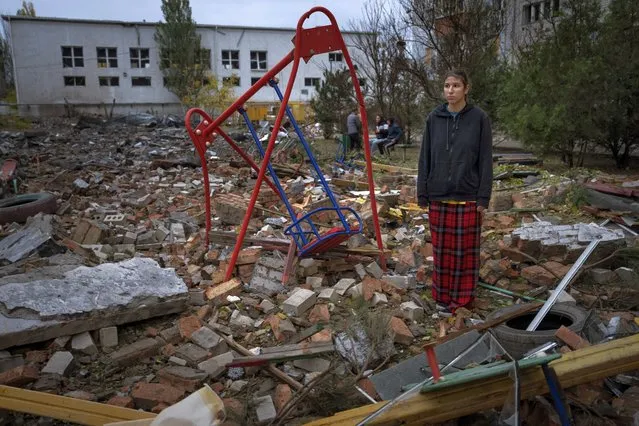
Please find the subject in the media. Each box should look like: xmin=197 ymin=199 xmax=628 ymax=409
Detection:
xmin=346 ymin=110 xmax=403 ymax=155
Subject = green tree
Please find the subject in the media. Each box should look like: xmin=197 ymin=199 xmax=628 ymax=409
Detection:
xmin=498 ymin=0 xmax=603 ymax=167
xmin=17 ymin=1 xmax=36 ymax=16
xmin=154 ymin=0 xmax=233 ymax=111
xmin=594 ymin=0 xmax=639 ymax=168
xmin=310 ymin=68 xmax=357 ymax=138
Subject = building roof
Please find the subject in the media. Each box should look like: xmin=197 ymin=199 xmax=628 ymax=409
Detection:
xmin=1 ymin=14 xmax=367 ymax=35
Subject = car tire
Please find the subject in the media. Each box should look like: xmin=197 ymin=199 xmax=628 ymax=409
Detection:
xmin=487 ymin=302 xmax=588 ymax=359
xmin=0 ymin=193 xmax=58 ymax=225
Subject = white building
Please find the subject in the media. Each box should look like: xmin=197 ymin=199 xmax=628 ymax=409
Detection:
xmin=2 ymin=15 xmax=366 ymax=119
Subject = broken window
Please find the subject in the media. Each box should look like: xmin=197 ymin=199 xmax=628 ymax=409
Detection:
xmin=130 ymin=48 xmax=150 ymax=68
xmin=543 ymin=1 xmax=551 ymax=18
xmin=97 ymin=47 xmax=117 ymax=68
xmin=197 ymin=48 xmax=211 ymax=70
xmin=304 ymin=77 xmax=320 ymax=88
xmin=222 ymin=50 xmax=240 ymax=70
xmin=63 ymin=76 xmax=85 ymax=86
xmin=98 ymin=76 xmax=119 ymax=87
xmin=131 ymin=77 xmax=152 ymax=86
xmin=552 ymin=0 xmax=561 ymax=13
xmin=328 ymin=52 xmax=343 ymax=62
xmin=223 ymin=76 xmax=241 ymax=86
xmin=61 ymin=46 xmax=84 ymax=68
xmin=523 ymin=4 xmax=532 ymax=24
xmin=533 ymin=3 xmax=541 ymax=21
xmin=250 ymin=51 xmax=267 ymax=71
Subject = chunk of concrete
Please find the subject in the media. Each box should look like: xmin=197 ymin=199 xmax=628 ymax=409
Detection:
xmin=293 ymin=358 xmax=331 ymax=373
xmin=0 ymin=214 xmax=54 ymax=263
xmin=333 ymin=278 xmax=356 ymax=296
xmin=197 ymin=351 xmax=234 ymax=378
xmin=98 ymin=327 xmax=118 ymax=348
xmin=189 ymin=327 xmax=222 ymax=350
xmin=382 ymin=275 xmax=417 ymax=290
xmin=254 ymin=395 xmax=277 ymax=423
xmin=589 ymin=268 xmax=616 ymax=284
xmin=615 ymin=267 xmax=638 ymax=285
xmin=71 ymin=332 xmax=98 ymax=355
xmin=281 ymin=288 xmax=316 ymax=316
xmin=365 ymin=261 xmax=383 ymax=279
xmin=400 ymin=301 xmax=425 ymax=321
xmin=41 ymin=351 xmax=74 ymax=376
xmin=318 ymin=288 xmax=339 ymax=303
xmin=0 ymin=258 xmax=188 ymax=350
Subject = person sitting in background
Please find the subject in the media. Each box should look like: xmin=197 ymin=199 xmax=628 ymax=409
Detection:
xmin=377 ymin=118 xmax=402 ymax=155
xmin=375 ymin=115 xmax=388 ymax=139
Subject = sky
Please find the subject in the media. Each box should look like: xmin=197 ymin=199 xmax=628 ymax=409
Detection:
xmin=2 ymin=0 xmax=368 ymax=28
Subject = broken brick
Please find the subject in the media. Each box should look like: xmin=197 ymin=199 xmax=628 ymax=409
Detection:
xmin=307 ymin=304 xmax=330 ymax=324
xmin=0 ymin=364 xmax=39 ymax=387
xmin=555 ymin=326 xmax=590 ymax=350
xmin=106 ymin=395 xmax=134 ymax=408
xmin=390 ymin=317 xmax=414 ymax=345
xmin=205 ymin=278 xmax=242 ymax=302
xmin=131 ymin=382 xmax=185 ymax=411
xmin=178 ymin=316 xmax=202 ymax=339
xmin=157 ymin=366 xmax=208 ymax=392
xmin=273 ymin=384 xmax=292 ymax=412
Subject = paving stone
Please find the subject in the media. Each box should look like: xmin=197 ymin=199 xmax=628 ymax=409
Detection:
xmin=306 ymin=276 xmax=325 ymax=289
xmin=157 ymin=366 xmax=208 ymax=392
xmin=71 ymin=332 xmax=98 ymax=355
xmin=175 ymin=343 xmax=210 ymax=366
xmin=109 ymin=338 xmax=162 ymax=366
xmin=159 ymin=326 xmax=182 ymax=345
xmin=189 ymin=327 xmax=222 ymax=350
xmin=281 ymin=288 xmax=316 ymax=316
xmin=41 ymin=351 xmax=74 ymax=376
xmin=317 ymin=288 xmax=339 ymax=303
xmin=382 ymin=275 xmax=417 ymax=290
xmin=400 ymin=301 xmax=425 ymax=321
xmin=365 ymin=261 xmax=383 ymax=279
xmin=333 ymin=278 xmax=356 ymax=295
xmin=98 ymin=327 xmax=118 ymax=348
xmin=197 ymin=351 xmax=234 ymax=378
xmin=131 ymin=382 xmax=185 ymax=411
xmin=254 ymin=395 xmax=277 ymax=423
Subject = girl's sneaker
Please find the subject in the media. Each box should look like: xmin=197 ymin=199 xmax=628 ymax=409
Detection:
xmin=436 ymin=303 xmax=453 ymax=318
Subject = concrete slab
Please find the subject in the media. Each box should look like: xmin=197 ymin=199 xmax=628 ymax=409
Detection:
xmin=0 ymin=258 xmax=188 ymax=350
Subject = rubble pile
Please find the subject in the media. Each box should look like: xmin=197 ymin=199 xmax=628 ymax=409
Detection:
xmin=0 ymin=119 xmax=638 ymax=425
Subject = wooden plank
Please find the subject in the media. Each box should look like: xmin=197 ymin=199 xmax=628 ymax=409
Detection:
xmin=0 ymin=385 xmax=155 ymax=426
xmin=304 ymin=333 xmax=639 ymax=426
xmin=227 ymin=342 xmax=334 ymax=367
xmin=331 ymin=178 xmax=369 ymax=190
xmin=353 ymin=160 xmax=418 ymax=174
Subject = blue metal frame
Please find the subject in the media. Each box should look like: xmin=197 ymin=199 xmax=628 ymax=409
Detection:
xmin=237 ymin=79 xmax=363 ymax=255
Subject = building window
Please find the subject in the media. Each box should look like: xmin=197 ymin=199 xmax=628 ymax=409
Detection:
xmin=197 ymin=48 xmax=211 ymax=70
xmin=251 ymin=77 xmax=262 ymax=86
xmin=131 ymin=77 xmax=152 ymax=86
xmin=250 ymin=51 xmax=267 ymax=71
xmin=523 ymin=1 xmax=558 ymax=24
xmin=97 ymin=47 xmax=117 ymax=68
xmin=61 ymin=46 xmax=84 ymax=68
xmin=63 ymin=76 xmax=85 ymax=86
xmin=304 ymin=77 xmax=320 ymax=87
xmin=130 ymin=48 xmax=150 ymax=68
xmin=329 ymin=52 xmax=343 ymax=62
xmin=223 ymin=76 xmax=241 ymax=86
xmin=99 ymin=76 xmax=119 ymax=86
xmin=221 ymin=50 xmax=239 ymax=70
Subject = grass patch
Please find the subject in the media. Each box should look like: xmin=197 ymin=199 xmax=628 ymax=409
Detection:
xmin=0 ymin=115 xmax=32 ymax=130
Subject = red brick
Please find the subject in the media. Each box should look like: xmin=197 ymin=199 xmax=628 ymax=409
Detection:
xmin=152 ymin=403 xmax=169 ymax=414
xmin=145 ymin=327 xmax=159 ymax=338
xmin=205 ymin=277 xmax=242 ymax=302
xmin=308 ymin=304 xmax=330 ymax=324
xmin=521 ymin=265 xmax=556 ymax=286
xmin=362 ymin=277 xmax=382 ymax=301
xmin=555 ymin=326 xmax=590 ymax=350
xmin=25 ymin=350 xmax=49 ymax=364
xmin=178 ymin=315 xmax=202 ymax=339
xmin=390 ymin=317 xmax=414 ymax=346
xmin=161 ymin=344 xmax=176 ymax=357
xmin=236 ymin=247 xmax=263 ymax=265
xmin=397 ymin=246 xmax=416 ymax=267
xmin=157 ymin=367 xmax=207 ymax=393
xmin=357 ymin=378 xmax=379 ymax=400
xmin=310 ymin=328 xmax=333 ymax=343
xmin=106 ymin=396 xmax=134 ymax=408
xmin=131 ymin=382 xmax=184 ymax=411
xmin=0 ymin=365 xmax=39 ymax=387
xmin=273 ymin=384 xmax=292 ymax=412
xmin=223 ymin=397 xmax=246 ymax=419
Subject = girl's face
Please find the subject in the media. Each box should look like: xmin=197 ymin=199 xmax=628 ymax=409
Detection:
xmin=444 ymin=76 xmax=469 ymax=105
xmin=376 ymin=115 xmax=381 ymax=122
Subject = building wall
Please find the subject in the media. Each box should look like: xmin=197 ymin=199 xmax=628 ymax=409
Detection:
xmin=5 ymin=17 xmax=364 ymax=118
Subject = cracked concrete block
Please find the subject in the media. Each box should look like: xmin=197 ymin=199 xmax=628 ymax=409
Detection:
xmin=333 ymin=278 xmax=356 ymax=295
xmin=170 ymin=223 xmax=186 ymax=243
xmin=382 ymin=275 xmax=417 ymax=289
xmin=198 ymin=351 xmax=233 ymax=378
xmin=281 ymin=288 xmax=316 ymax=316
xmin=254 ymin=395 xmax=277 ymax=423
xmin=371 ymin=292 xmax=388 ymax=306
xmin=71 ymin=332 xmax=98 ymax=355
xmin=99 ymin=327 xmax=118 ymax=348
xmin=306 ymin=276 xmax=325 ymax=289
xmin=318 ymin=288 xmax=339 ymax=303
xmin=41 ymin=351 xmax=74 ymax=376
xmin=400 ymin=301 xmax=424 ymax=321
xmin=0 ymin=258 xmax=188 ymax=350
xmin=354 ymin=264 xmax=367 ymax=279
xmin=365 ymin=261 xmax=383 ymax=279
xmin=189 ymin=327 xmax=222 ymax=350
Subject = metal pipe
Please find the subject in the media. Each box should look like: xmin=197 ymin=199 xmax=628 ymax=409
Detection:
xmin=526 ymin=237 xmax=601 ymax=331
xmin=478 ymin=281 xmax=545 ymax=303
xmin=357 ymin=333 xmax=488 ymax=425
xmin=354 ymin=385 xmax=377 ymax=404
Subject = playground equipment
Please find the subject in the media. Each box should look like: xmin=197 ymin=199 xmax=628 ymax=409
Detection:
xmin=185 ymin=6 xmax=385 ymax=281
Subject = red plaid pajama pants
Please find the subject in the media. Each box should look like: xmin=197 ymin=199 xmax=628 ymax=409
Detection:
xmin=429 ymin=201 xmax=481 ymax=310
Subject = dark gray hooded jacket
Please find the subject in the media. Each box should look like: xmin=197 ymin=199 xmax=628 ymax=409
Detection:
xmin=417 ymin=103 xmax=493 ymax=208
